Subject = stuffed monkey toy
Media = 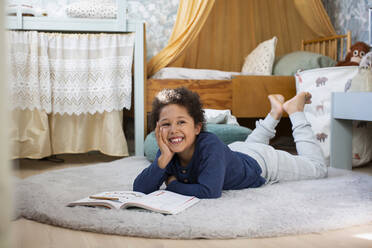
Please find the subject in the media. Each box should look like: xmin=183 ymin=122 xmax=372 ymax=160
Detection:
xmin=336 ymin=41 xmax=370 ymax=66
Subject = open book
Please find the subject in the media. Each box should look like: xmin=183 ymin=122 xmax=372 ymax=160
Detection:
xmin=67 ymin=190 xmax=200 ymax=215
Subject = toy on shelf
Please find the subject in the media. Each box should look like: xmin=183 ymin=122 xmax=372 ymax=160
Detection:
xmin=336 ymin=41 xmax=370 ymax=66
xmin=347 ymin=51 xmax=372 ymax=92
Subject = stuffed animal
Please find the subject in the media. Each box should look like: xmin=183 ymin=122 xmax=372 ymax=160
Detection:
xmin=336 ymin=41 xmax=370 ymax=66
xmin=347 ymin=51 xmax=372 ymax=92
xmin=359 ymin=51 xmax=372 ymax=68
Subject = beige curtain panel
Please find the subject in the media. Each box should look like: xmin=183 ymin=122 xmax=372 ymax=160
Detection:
xmin=8 ymin=31 xmax=134 ymax=159
xmin=147 ymin=0 xmax=336 ymax=75
xmin=10 ymin=109 xmax=129 ymax=159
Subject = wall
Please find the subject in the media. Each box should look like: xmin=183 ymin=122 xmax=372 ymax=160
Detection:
xmin=127 ymin=0 xmax=178 ymax=60
xmin=323 ymin=0 xmax=371 ymax=44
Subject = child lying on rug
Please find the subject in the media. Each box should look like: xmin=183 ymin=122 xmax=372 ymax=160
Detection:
xmin=133 ymin=87 xmax=327 ymax=199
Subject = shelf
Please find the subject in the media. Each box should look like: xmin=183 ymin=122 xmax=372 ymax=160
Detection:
xmin=332 ymin=92 xmax=372 ymax=121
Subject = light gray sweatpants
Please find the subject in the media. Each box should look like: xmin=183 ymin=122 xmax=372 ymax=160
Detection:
xmin=228 ymin=112 xmax=327 ymax=184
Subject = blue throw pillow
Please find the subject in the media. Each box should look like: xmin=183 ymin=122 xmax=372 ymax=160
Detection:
xmin=144 ymin=124 xmax=252 ymax=162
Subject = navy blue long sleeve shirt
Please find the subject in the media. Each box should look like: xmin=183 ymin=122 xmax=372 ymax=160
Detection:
xmin=133 ymin=132 xmax=265 ymax=199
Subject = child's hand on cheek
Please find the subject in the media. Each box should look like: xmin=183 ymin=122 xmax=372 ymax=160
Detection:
xmin=156 ymin=122 xmax=174 ymax=169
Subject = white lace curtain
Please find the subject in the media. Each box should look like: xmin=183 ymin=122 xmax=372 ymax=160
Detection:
xmin=7 ymin=31 xmax=134 ymax=115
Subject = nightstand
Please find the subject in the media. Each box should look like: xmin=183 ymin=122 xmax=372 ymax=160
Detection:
xmin=330 ymin=92 xmax=372 ymax=170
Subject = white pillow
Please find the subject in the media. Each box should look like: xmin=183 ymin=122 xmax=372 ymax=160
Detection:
xmin=241 ymin=36 xmax=278 ymax=75
xmin=66 ymin=0 xmax=116 ymax=19
xmin=152 ymin=67 xmax=241 ymax=80
xmin=203 ymin=109 xmax=239 ymax=125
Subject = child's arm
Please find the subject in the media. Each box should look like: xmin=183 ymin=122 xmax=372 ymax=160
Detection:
xmin=166 ymin=154 xmax=226 ymax=199
xmin=133 ymin=151 xmax=170 ymax=194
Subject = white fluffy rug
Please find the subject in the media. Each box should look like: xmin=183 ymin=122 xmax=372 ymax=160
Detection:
xmin=15 ymin=156 xmax=372 ymax=239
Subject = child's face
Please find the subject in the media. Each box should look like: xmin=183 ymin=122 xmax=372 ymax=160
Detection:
xmin=158 ymin=104 xmax=202 ymax=156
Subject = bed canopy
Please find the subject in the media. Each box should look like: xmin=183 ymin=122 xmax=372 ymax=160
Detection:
xmin=147 ymin=0 xmax=336 ymax=77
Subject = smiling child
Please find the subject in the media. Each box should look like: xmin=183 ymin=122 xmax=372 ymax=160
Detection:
xmin=133 ymin=87 xmax=326 ymax=199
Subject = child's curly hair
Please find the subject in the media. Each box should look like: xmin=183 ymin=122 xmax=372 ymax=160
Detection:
xmin=150 ymin=87 xmax=206 ymax=131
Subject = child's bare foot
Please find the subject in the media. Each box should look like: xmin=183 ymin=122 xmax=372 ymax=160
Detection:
xmin=283 ymin=92 xmax=312 ymax=115
xmin=268 ymin=94 xmax=285 ymax=120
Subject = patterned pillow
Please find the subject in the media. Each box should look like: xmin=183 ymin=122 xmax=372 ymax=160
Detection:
xmin=241 ymin=37 xmax=278 ymax=75
xmin=66 ymin=0 xmax=116 ymax=19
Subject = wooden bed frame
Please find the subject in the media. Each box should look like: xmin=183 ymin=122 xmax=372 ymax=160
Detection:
xmin=146 ymin=79 xmax=233 ymax=111
xmin=146 ymin=32 xmax=351 ymax=133
xmin=301 ymin=31 xmax=351 ymax=61
xmin=146 ymin=76 xmax=295 ymax=117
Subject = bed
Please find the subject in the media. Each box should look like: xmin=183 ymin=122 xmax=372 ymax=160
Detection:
xmin=144 ymin=0 xmax=353 ymax=134
xmin=6 ymin=0 xmax=146 ymax=158
xmin=146 ymin=32 xmax=351 ymax=132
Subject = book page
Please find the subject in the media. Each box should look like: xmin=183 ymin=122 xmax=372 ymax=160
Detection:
xmin=91 ymin=191 xmax=145 ymax=201
xmin=125 ymin=190 xmax=200 ymax=214
xmin=68 ymin=191 xmax=146 ymax=209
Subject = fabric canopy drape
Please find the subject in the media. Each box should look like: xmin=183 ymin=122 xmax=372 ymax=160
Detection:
xmin=147 ymin=0 xmax=336 ymax=75
xmin=294 ymin=0 xmax=336 ymax=37
xmin=146 ymin=0 xmax=215 ymax=77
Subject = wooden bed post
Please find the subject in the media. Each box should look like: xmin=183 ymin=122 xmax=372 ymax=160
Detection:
xmin=301 ymin=31 xmax=352 ymax=61
xmin=346 ymin=30 xmax=352 ymax=52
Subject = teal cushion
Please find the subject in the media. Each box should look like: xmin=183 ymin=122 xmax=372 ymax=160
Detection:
xmin=144 ymin=124 xmax=252 ymax=162
xmin=273 ymin=51 xmax=336 ymax=76
xmin=144 ymin=131 xmax=158 ymax=162
xmin=205 ymin=124 xmax=252 ymax=145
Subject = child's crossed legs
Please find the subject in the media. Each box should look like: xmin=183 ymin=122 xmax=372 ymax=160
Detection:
xmin=230 ymin=92 xmax=327 ymax=183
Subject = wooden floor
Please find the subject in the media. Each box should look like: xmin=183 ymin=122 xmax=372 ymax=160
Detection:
xmin=11 ymin=153 xmax=372 ymax=248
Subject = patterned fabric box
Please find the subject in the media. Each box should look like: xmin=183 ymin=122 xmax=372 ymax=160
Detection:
xmin=295 ymin=66 xmax=372 ymax=167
